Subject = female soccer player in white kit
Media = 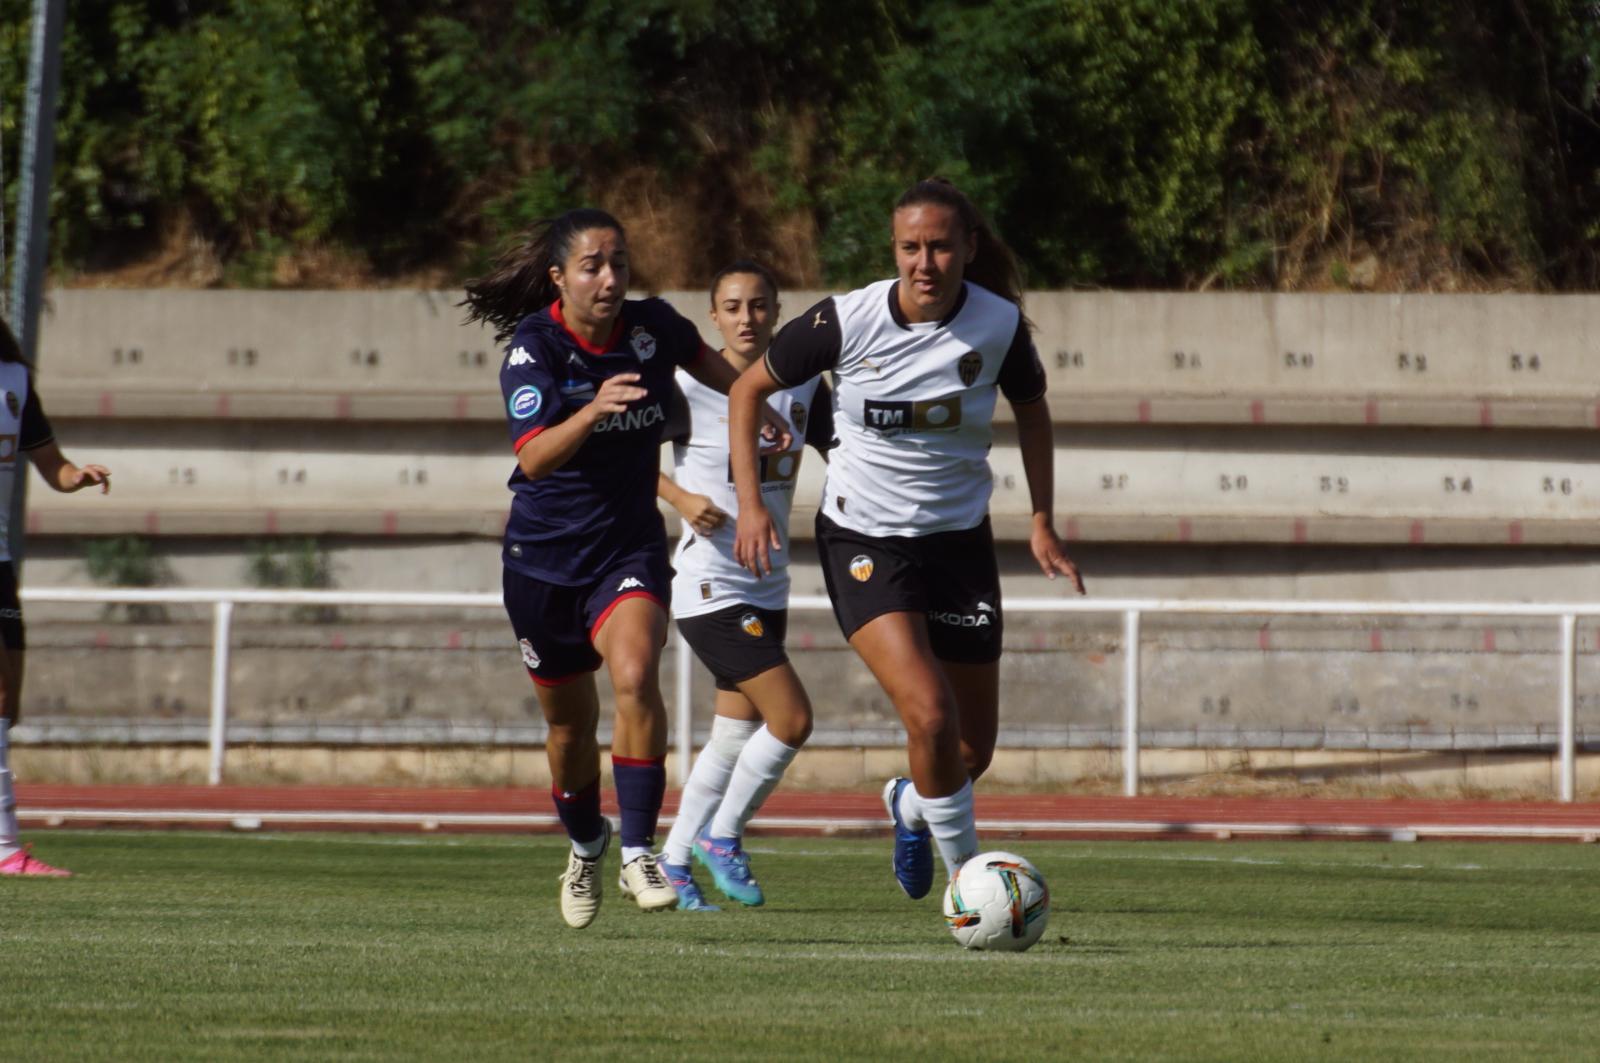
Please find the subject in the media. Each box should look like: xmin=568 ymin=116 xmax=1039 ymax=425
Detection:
xmin=729 ymin=179 xmax=1084 ymax=899
xmin=656 ymin=261 xmax=832 ymax=909
xmin=0 ymin=316 xmax=112 ymax=877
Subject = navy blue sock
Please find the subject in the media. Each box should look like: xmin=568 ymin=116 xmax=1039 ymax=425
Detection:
xmin=551 ymin=777 xmax=604 ymax=847
xmin=612 ymin=755 xmax=666 ymax=851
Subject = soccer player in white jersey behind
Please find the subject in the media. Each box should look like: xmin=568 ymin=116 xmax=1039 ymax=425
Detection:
xmin=729 ymin=178 xmax=1084 ymax=901
xmin=656 ymin=261 xmax=832 ymax=910
xmin=0 ymin=317 xmax=112 ymax=877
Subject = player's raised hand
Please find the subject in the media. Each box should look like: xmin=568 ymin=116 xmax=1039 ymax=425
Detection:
xmin=63 ymin=463 xmax=111 ymax=494
xmin=734 ymin=504 xmax=781 ymax=577
xmin=1029 ymin=521 xmax=1084 ymax=594
xmin=757 ymin=407 xmax=792 ymax=452
xmin=592 ymin=372 xmax=647 ymax=415
xmin=678 ymin=492 xmax=729 ymax=536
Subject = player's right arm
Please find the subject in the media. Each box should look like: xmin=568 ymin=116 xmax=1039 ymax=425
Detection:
xmin=515 ymin=373 xmax=644 ymax=479
xmin=501 ymin=335 xmax=645 ymax=480
xmin=732 ymin=298 xmax=841 ymax=575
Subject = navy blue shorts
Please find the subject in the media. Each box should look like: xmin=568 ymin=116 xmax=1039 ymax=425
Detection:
xmin=0 ymin=562 xmax=22 ymax=652
xmin=503 ymin=546 xmax=673 ymax=686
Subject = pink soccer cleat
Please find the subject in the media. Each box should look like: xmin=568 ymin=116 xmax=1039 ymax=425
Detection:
xmin=0 ymin=846 xmax=73 ymax=877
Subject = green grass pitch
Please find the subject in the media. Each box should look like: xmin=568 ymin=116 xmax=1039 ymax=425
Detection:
xmin=5 ymin=831 xmax=1598 ymax=1061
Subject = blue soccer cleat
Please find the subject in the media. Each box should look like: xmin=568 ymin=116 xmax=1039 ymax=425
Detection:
xmin=882 ymin=777 xmax=934 ymax=900
xmin=692 ymin=833 xmax=765 ymax=907
xmin=659 ymin=857 xmax=720 ymax=912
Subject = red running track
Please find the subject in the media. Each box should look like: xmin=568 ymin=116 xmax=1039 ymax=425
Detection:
xmin=16 ymin=784 xmax=1600 ymax=842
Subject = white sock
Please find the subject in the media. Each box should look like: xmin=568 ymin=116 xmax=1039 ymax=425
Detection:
xmin=0 ymin=720 xmax=20 ymax=860
xmin=622 ymin=846 xmax=651 ymax=865
xmin=571 ymin=831 xmax=606 ymax=859
xmin=917 ymin=779 xmax=978 ymax=878
xmin=663 ymin=716 xmax=759 ymax=865
xmin=709 ymin=726 xmax=800 ymax=840
xmin=897 ymin=781 xmax=928 ymax=832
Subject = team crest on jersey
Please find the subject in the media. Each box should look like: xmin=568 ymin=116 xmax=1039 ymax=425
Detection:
xmin=740 ymin=612 xmax=765 ymax=638
xmin=957 ymin=352 xmax=982 ymax=387
xmin=3 ymin=391 xmax=16 ymax=417
xmin=849 ymin=554 xmax=874 ymax=582
xmin=518 ymin=638 xmax=541 ymax=669
xmin=630 ymin=327 xmax=657 ymax=361
xmin=789 ymin=401 xmax=807 ymax=432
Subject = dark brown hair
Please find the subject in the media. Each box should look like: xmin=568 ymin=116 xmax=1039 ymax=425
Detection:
xmin=709 ymin=258 xmax=779 ymax=306
xmin=462 ymin=208 xmax=625 ymax=342
xmin=894 ymin=178 xmax=1024 ymax=309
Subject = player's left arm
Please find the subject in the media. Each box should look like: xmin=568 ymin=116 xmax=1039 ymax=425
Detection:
xmin=1001 ymin=321 xmax=1082 ymax=592
xmin=20 ymin=390 xmax=109 ymax=494
xmin=26 ymin=440 xmax=110 ymax=494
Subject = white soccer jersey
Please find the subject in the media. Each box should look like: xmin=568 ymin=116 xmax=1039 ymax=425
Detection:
xmin=0 ymin=362 xmax=53 ymax=564
xmin=669 ymin=369 xmax=830 ymax=618
xmin=765 ymin=279 xmax=1045 ymax=537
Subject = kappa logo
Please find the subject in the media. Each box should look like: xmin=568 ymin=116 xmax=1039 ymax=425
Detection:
xmin=508 ymin=385 xmax=542 ymax=419
xmin=617 ymin=576 xmax=645 ymax=592
xmin=518 ymin=638 xmax=541 ymax=670
xmin=507 ymin=346 xmax=534 ymax=367
xmin=849 ymin=554 xmax=874 ymax=582
xmin=740 ymin=612 xmax=765 ymax=638
xmin=957 ymin=352 xmax=983 ymax=387
xmin=630 ymin=327 xmax=657 ymax=361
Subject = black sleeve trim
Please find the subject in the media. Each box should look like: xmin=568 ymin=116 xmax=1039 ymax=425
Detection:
xmin=765 ymin=298 xmax=841 ymax=387
xmin=997 ymin=316 xmax=1048 ymax=404
xmin=662 ymin=381 xmax=691 ymax=443
xmin=803 ymin=377 xmax=836 ymax=455
xmin=18 ymin=385 xmax=53 ymax=451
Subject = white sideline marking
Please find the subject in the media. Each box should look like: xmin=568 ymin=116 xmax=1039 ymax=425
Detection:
xmin=18 ymin=808 xmax=1600 ymax=840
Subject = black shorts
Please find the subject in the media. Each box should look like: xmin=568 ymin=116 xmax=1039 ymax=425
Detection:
xmin=676 ymin=605 xmax=789 ymax=692
xmin=0 ymin=562 xmax=22 ymax=652
xmin=816 ymin=513 xmax=1001 ymax=664
xmin=502 ymin=544 xmax=672 ymax=686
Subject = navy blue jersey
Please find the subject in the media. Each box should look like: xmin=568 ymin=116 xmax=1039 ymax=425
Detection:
xmin=500 ymin=298 xmax=708 ymax=585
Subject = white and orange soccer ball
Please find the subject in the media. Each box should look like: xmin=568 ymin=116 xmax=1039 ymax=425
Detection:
xmin=941 ymin=851 xmax=1050 ymax=952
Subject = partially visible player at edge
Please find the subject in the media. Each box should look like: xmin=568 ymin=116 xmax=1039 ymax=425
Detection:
xmin=0 ymin=317 xmax=112 ymax=877
xmin=729 ymin=179 xmax=1084 ymax=899
xmin=656 ymin=261 xmax=832 ymax=910
xmin=463 ymin=209 xmax=787 ymax=929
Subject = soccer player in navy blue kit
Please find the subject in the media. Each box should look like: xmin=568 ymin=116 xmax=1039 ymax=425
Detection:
xmin=464 ymin=209 xmax=786 ymax=928
xmin=729 ymin=180 xmax=1085 ymax=904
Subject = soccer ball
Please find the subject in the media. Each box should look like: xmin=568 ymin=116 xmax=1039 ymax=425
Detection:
xmin=941 ymin=851 xmax=1050 ymax=952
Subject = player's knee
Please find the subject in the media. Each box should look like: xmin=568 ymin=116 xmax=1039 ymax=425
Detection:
xmin=898 ymin=692 xmax=957 ymax=749
xmin=606 ymin=654 xmax=658 ymax=703
xmin=963 ymin=743 xmax=994 ymax=780
xmin=770 ymin=707 xmax=812 ymax=748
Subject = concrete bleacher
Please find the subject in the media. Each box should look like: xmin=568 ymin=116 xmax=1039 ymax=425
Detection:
xmin=29 ymin=289 xmax=1600 ymax=545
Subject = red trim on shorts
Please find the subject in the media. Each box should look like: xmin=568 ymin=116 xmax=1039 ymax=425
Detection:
xmin=528 ymin=668 xmax=592 ymax=689
xmin=551 ymin=299 xmax=624 ymax=356
xmin=588 ymin=590 xmax=663 ymax=643
xmin=612 ymin=754 xmax=666 ymax=767
xmin=512 ymin=425 xmax=545 ymax=452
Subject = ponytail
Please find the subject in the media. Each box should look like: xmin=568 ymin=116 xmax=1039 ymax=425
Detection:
xmin=462 ymin=208 xmax=625 ymax=343
xmin=894 ymin=178 xmax=1024 ymax=310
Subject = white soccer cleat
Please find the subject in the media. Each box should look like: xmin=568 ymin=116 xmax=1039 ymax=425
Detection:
xmin=557 ymin=819 xmax=610 ymax=929
xmin=617 ymin=851 xmax=678 ymax=912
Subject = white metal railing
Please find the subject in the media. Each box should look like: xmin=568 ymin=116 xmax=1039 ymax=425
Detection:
xmin=17 ymin=587 xmax=1596 ymax=800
